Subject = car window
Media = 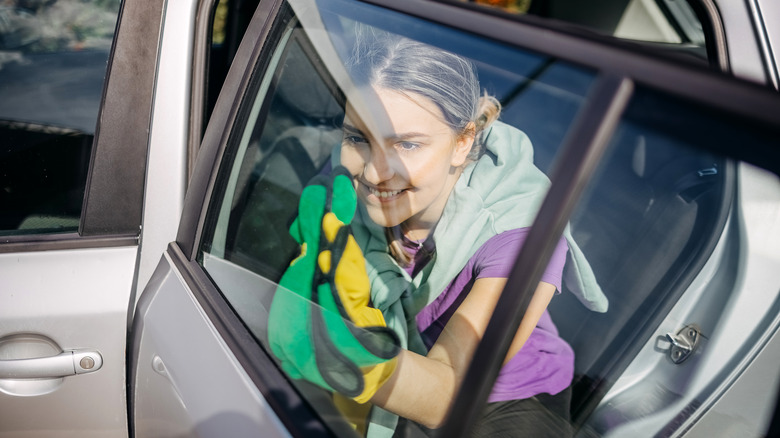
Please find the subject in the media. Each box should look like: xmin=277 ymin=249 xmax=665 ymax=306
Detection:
xmin=0 ymin=0 xmax=121 ymax=235
xmin=198 ymin=0 xmax=596 ymax=433
xmin=193 ymin=0 xmax=780 ymax=436
xmin=464 ymin=0 xmax=709 ymax=62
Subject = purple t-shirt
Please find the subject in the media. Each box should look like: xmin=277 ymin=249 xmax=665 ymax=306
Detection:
xmin=405 ymin=228 xmax=574 ymax=403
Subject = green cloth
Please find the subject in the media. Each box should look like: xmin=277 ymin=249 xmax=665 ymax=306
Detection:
xmin=267 ymin=170 xmax=399 ymax=399
xmin=335 ymin=121 xmax=608 ymax=437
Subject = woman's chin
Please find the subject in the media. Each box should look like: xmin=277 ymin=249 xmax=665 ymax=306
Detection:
xmin=364 ymin=206 xmax=406 ymax=228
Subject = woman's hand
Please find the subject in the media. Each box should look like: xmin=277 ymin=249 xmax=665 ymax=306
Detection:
xmin=370 ymin=278 xmax=557 ymax=429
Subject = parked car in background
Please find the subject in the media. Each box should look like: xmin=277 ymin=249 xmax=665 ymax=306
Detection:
xmin=1 ymin=0 xmax=779 ymax=437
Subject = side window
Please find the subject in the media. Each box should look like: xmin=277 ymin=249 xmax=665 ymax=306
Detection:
xmin=196 ymin=0 xmax=779 ymax=436
xmin=466 ymin=0 xmax=709 ymax=62
xmin=198 ymin=0 xmax=598 ymax=432
xmin=0 ymin=0 xmax=121 ymax=235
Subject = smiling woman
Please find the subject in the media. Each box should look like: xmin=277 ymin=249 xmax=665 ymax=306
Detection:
xmin=315 ymin=32 xmax=593 ymax=437
xmin=255 ymin=27 xmax=608 ymax=437
xmin=196 ymin=2 xmax=609 ymax=436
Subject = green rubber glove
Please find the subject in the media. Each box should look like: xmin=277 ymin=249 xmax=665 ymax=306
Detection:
xmin=268 ymin=166 xmax=400 ymax=402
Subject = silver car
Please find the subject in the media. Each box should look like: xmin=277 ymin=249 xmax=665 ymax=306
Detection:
xmin=1 ymin=0 xmax=779 ymax=437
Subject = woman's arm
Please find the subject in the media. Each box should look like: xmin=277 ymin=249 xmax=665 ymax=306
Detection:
xmin=370 ymin=278 xmax=557 ymax=428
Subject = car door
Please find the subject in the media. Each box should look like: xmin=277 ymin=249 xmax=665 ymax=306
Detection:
xmin=130 ymin=0 xmax=780 ymax=436
xmin=0 ymin=1 xmax=172 ymax=436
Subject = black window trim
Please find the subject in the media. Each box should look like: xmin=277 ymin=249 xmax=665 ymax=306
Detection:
xmin=693 ymin=0 xmax=730 ymax=73
xmin=189 ymin=0 xmax=218 ymax=181
xmin=80 ymin=0 xmax=167 ymax=238
xmin=172 ymin=0 xmax=780 ymax=437
xmin=0 ymin=233 xmax=138 ymax=253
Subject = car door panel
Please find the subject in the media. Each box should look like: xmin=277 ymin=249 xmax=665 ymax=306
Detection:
xmin=0 ymin=245 xmax=137 ymax=437
xmin=131 ymin=247 xmax=290 ymax=438
xmin=0 ymin=0 xmax=180 ymax=435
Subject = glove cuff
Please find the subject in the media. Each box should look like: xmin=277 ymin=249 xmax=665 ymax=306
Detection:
xmin=352 ymin=357 xmax=398 ymax=404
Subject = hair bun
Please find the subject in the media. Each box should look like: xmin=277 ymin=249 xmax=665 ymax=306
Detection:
xmin=475 ymin=93 xmax=501 ymax=132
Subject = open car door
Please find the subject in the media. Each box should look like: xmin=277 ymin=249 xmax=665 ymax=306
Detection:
xmin=130 ymin=0 xmax=780 ymax=437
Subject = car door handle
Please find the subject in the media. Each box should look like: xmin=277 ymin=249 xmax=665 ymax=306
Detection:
xmin=0 ymin=350 xmax=103 ymax=379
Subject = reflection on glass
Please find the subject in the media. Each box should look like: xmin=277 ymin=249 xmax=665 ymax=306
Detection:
xmin=455 ymin=0 xmax=707 ymax=59
xmin=0 ymin=0 xmax=121 ymax=234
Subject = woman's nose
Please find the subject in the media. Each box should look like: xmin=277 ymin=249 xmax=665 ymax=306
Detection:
xmin=364 ymin=147 xmax=394 ymax=183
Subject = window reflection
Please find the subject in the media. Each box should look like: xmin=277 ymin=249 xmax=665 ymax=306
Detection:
xmin=0 ymin=0 xmax=121 ymax=234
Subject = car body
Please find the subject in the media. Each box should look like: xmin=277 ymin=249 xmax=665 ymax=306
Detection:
xmin=0 ymin=0 xmax=779 ymax=437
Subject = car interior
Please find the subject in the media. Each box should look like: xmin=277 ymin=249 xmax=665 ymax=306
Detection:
xmin=0 ymin=121 xmax=91 ymax=234
xmin=198 ymin=4 xmax=734 ymax=432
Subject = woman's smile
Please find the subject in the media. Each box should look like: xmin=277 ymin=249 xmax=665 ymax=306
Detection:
xmin=361 ymin=181 xmax=409 ymax=202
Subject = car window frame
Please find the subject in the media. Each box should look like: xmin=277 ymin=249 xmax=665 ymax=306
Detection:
xmin=171 ymin=0 xmax=780 ymax=436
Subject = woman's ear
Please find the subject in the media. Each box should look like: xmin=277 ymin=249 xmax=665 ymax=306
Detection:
xmin=451 ymin=123 xmax=476 ymax=167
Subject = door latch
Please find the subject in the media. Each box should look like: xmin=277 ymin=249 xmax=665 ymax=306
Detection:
xmin=665 ymin=325 xmax=701 ymax=364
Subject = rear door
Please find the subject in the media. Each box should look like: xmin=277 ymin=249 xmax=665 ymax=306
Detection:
xmin=130 ymin=0 xmax=780 ymax=436
xmin=0 ymin=1 xmax=166 ymax=436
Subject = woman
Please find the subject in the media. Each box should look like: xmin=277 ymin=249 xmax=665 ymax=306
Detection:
xmin=333 ymin=33 xmax=601 ymax=437
xmin=268 ymin=30 xmax=607 ymax=437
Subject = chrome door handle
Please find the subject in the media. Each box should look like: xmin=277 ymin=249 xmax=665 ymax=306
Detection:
xmin=0 ymin=350 xmax=103 ymax=379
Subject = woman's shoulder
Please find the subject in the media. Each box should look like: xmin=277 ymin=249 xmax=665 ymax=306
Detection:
xmin=472 ymin=229 xmax=568 ymax=290
xmin=471 ymin=228 xmax=532 ymax=275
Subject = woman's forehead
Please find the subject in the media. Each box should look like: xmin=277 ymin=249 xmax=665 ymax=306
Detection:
xmin=344 ymin=88 xmax=451 ymax=138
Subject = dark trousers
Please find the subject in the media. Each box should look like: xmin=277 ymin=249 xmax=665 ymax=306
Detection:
xmin=394 ymin=387 xmax=574 ymax=438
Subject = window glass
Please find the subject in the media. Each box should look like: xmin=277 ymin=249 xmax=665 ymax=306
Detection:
xmin=199 ymin=0 xmax=596 ymax=433
xmin=0 ymin=0 xmax=121 ymax=235
xmin=196 ymin=0 xmax=780 ymax=436
xmin=205 ymin=0 xmax=261 ymax=137
xmin=464 ymin=0 xmax=708 ymax=61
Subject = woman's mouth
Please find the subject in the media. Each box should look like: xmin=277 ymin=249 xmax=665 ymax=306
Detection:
xmin=360 ymin=182 xmax=407 ymax=202
xmin=369 ymin=187 xmax=403 ymax=198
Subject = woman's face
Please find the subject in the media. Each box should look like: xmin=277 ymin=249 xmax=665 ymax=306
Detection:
xmin=340 ymin=88 xmax=473 ymax=238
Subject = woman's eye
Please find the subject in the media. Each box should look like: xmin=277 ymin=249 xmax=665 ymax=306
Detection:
xmin=397 ymin=142 xmax=420 ymax=152
xmin=344 ymin=135 xmax=368 ymax=145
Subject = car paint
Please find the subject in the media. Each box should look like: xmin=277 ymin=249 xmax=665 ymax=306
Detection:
xmin=134 ymin=0 xmax=199 ymax=303
xmin=0 ymin=245 xmax=137 ymax=436
xmin=131 ymin=251 xmax=290 ymax=437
